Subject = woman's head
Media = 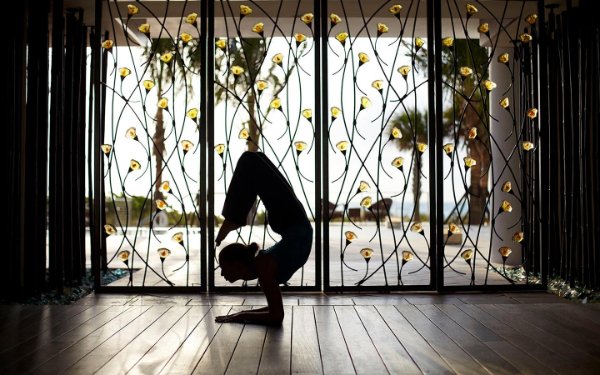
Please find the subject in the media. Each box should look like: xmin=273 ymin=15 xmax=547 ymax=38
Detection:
xmin=219 ymin=242 xmax=259 ymax=282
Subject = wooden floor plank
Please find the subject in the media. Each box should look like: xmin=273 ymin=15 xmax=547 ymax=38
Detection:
xmin=396 ymin=304 xmax=489 ymax=375
xmin=0 ymin=305 xmax=109 ymax=369
xmin=354 ymin=305 xmax=421 ymax=374
xmin=190 ymin=306 xmax=247 ymax=375
xmin=352 ymin=295 xmax=410 ymax=305
xmin=0 ymin=305 xmax=132 ymax=374
xmin=94 ymin=306 xmax=191 ymax=374
xmin=548 ymin=303 xmax=600 ymax=327
xmin=257 ymin=306 xmax=293 ymax=375
xmin=519 ymin=303 xmax=600 ymax=340
xmin=334 ymin=305 xmax=389 ymax=374
xmin=0 ymin=306 xmax=52 ymax=350
xmin=60 ymin=305 xmax=172 ymax=375
xmin=290 ymin=305 xmax=323 ymax=374
xmin=313 ymin=306 xmax=355 ymax=375
xmin=157 ymin=306 xmax=233 ymax=375
xmin=478 ymin=304 xmax=600 ymax=374
xmin=126 ymin=306 xmax=212 ymax=375
xmin=494 ymin=303 xmax=600 ymax=358
xmin=27 ymin=305 xmax=154 ymax=374
xmin=376 ymin=305 xmax=454 ymax=375
xmin=226 ymin=307 xmax=269 ymax=375
xmin=416 ymin=304 xmax=521 ymax=375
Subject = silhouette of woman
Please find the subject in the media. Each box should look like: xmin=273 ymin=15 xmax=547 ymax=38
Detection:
xmin=215 ymin=151 xmax=312 ymax=325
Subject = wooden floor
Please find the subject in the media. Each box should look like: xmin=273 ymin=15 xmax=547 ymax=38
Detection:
xmin=1 ymin=292 xmax=599 ymax=374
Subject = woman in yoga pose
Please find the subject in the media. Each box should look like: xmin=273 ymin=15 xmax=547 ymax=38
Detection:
xmin=214 ymin=151 xmax=313 ymax=326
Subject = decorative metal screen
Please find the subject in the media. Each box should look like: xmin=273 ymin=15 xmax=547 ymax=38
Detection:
xmin=100 ymin=1 xmax=203 ymax=287
xmin=211 ymin=0 xmax=317 ymax=288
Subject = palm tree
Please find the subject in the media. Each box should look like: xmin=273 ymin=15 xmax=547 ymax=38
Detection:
xmin=387 ymin=108 xmax=428 ymax=221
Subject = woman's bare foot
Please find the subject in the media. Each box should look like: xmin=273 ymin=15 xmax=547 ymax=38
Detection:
xmin=215 ymin=219 xmax=241 ymax=246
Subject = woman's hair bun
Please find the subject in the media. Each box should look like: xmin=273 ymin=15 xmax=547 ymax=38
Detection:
xmin=248 ymin=242 xmax=259 ymax=252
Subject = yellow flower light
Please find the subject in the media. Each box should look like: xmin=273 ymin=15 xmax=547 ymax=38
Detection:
xmin=119 ymin=67 xmax=130 ymax=79
xmin=398 ymin=65 xmax=411 ymax=77
xmin=158 ymin=97 xmax=168 ymax=109
xmin=464 ymin=156 xmax=477 ymax=169
xmin=360 ymin=248 xmax=374 ymax=260
xmin=466 ymin=3 xmax=478 ymax=17
xmin=143 ymin=80 xmax=155 ymax=91
xmin=336 ymin=32 xmax=349 ymax=45
xmin=101 ymin=144 xmax=112 ymax=155
xmin=417 ymin=142 xmax=427 ymax=153
xmin=138 ymin=23 xmax=150 ymax=36
xmin=239 ymin=4 xmax=252 ymax=17
xmin=272 ymin=53 xmax=284 ymax=65
xmin=391 ymin=127 xmax=402 ymax=139
xmin=478 ymin=23 xmax=489 ymax=34
xmin=172 ymin=232 xmax=184 ymax=243
xmin=501 ymin=200 xmax=513 ymax=213
xmin=118 ymin=250 xmax=130 ymax=263
xmin=187 ymin=108 xmax=199 ymax=120
xmin=180 ymin=32 xmax=193 ymax=44
xmin=468 ymin=127 xmax=477 ymax=140
xmin=160 ymin=52 xmax=173 ymax=64
xmin=158 ymin=248 xmax=171 ymax=260
xmin=252 ymin=22 xmax=264 ymax=35
xmin=513 ymin=231 xmax=524 ymax=243
xmin=448 ymin=223 xmax=460 ymax=235
xmin=392 ymin=156 xmax=404 ymax=169
xmin=102 ymin=40 xmax=114 ymax=50
xmin=331 ymin=107 xmax=341 ymax=119
xmin=360 ymin=196 xmax=372 ymax=209
xmin=239 ymin=128 xmax=250 ymax=140
xmin=402 ymin=250 xmax=414 ymax=262
xmin=443 ymin=143 xmax=454 ymax=155
xmin=336 ymin=140 xmax=349 ymax=153
xmin=181 ymin=140 xmax=194 ymax=153
xmin=156 ymin=199 xmax=168 ymax=210
xmin=527 ymin=108 xmax=538 ymax=119
xmin=377 ymin=23 xmax=389 ymax=35
xmin=498 ymin=52 xmax=510 ymax=64
xmin=411 ymin=222 xmax=424 ymax=233
xmin=270 ymin=97 xmax=281 ymax=110
xmin=294 ymin=33 xmax=307 ymax=45
xmin=345 ymin=231 xmax=357 ymax=243
xmin=520 ymin=33 xmax=533 ymax=43
xmin=302 ymin=109 xmax=312 ymax=120
xmin=301 ymin=13 xmax=314 ymax=25
xmin=360 ymin=96 xmax=371 ymax=110
xmin=498 ymin=246 xmax=512 ymax=259
xmin=484 ymin=80 xmax=497 ymax=91
xmin=442 ymin=37 xmax=454 ymax=47
xmin=502 ymin=181 xmax=512 ymax=193
xmin=499 ymin=97 xmax=510 ymax=109
xmin=526 ymin=13 xmax=538 ymax=25
xmin=160 ymin=181 xmax=171 ymax=194
xmin=358 ymin=52 xmax=370 ymax=64
xmin=186 ymin=12 xmax=198 ymax=26
xmin=461 ymin=249 xmax=474 ymax=262
xmin=129 ymin=159 xmax=141 ymax=171
xmin=330 ymin=13 xmax=341 ymax=26
xmin=127 ymin=4 xmax=139 ymax=16
xmin=216 ymin=39 xmax=227 ymax=50
xmin=294 ymin=141 xmax=307 ymax=153
xmin=358 ymin=180 xmax=370 ymax=192
xmin=415 ymin=37 xmax=424 ymax=50
xmin=522 ymin=141 xmax=535 ymax=151
xmin=389 ymin=4 xmax=403 ymax=16
xmin=460 ymin=66 xmax=473 ymax=78
xmin=372 ymin=80 xmax=383 ymax=91
xmin=215 ymin=144 xmax=225 ymax=156
xmin=104 ymin=224 xmax=117 ymax=236
xmin=256 ymin=80 xmax=268 ymax=91
xmin=231 ymin=65 xmax=245 ymax=76
xmin=125 ymin=127 xmax=137 ymax=140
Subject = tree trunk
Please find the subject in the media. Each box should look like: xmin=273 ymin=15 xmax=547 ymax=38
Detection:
xmin=247 ymin=92 xmax=258 ymax=152
xmin=466 ymin=104 xmax=490 ymax=225
xmin=153 ymin=106 xmax=165 ymax=201
xmin=413 ymin=154 xmax=421 ymax=221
